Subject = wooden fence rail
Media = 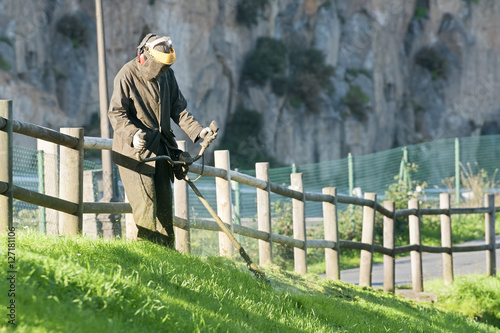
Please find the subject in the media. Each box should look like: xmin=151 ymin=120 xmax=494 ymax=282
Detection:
xmin=1 ymin=99 xmax=498 ymax=294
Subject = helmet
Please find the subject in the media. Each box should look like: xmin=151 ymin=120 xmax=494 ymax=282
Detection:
xmin=137 ymin=33 xmax=176 ymax=81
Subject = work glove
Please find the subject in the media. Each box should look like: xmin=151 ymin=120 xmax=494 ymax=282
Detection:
xmin=199 ymin=127 xmax=214 ymax=139
xmin=199 ymin=126 xmax=218 ymax=142
xmin=133 ymin=129 xmax=146 ymax=150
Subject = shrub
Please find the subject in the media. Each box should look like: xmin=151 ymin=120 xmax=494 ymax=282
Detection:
xmin=342 ymin=85 xmax=370 ymax=121
xmin=288 ymin=49 xmax=335 ymax=112
xmin=242 ymin=37 xmax=287 ymax=86
xmin=271 ymin=77 xmax=290 ymax=96
xmin=271 ymin=200 xmax=294 ymax=270
xmin=236 ymin=0 xmax=269 ymax=27
xmin=336 ymin=163 xmax=427 ymax=247
xmin=0 ymin=54 xmax=11 ymax=71
xmin=56 ymin=14 xmax=89 ymax=48
xmin=241 ymin=39 xmax=334 ymax=113
xmin=442 ymin=162 xmax=499 ymax=208
xmin=384 ymin=163 xmax=428 ymax=244
xmin=414 ymin=0 xmax=429 ymax=20
xmin=414 ymin=6 xmax=428 ymax=19
xmin=215 ymin=107 xmax=281 ymax=169
xmin=414 ymin=46 xmax=448 ymax=80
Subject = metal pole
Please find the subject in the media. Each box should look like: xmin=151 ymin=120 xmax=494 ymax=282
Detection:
xmin=398 ymin=148 xmax=404 ymax=185
xmin=455 ymin=138 xmax=460 ymax=208
xmin=403 ymin=147 xmax=408 ymax=186
xmin=232 ymin=168 xmax=242 ymax=243
xmin=95 ymin=0 xmax=121 ymax=235
xmin=348 ymin=153 xmax=353 ymax=196
xmin=37 ymin=150 xmax=46 ymax=233
xmin=405 ymin=147 xmax=411 ymax=187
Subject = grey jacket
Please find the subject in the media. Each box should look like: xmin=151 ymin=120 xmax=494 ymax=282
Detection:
xmin=108 ymin=59 xmax=203 ymax=174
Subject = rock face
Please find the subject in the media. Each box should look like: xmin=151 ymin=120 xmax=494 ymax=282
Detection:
xmin=0 ymin=0 xmax=499 ymax=164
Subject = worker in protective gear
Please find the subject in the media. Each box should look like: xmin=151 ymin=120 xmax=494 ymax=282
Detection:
xmin=108 ymin=33 xmax=214 ymax=247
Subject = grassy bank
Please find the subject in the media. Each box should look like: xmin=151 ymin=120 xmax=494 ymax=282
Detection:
xmin=0 ymin=231 xmax=498 ymax=332
xmin=426 ymin=275 xmax=500 ymax=329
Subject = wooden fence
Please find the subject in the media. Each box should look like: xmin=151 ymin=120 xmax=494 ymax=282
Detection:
xmin=0 ymin=99 xmax=498 ymax=293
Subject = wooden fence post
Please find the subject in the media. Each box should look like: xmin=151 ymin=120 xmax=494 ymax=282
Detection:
xmin=174 ymin=141 xmax=190 ymax=254
xmin=291 ymin=173 xmax=306 ymax=274
xmin=37 ymin=139 xmax=59 ymax=235
xmin=383 ymin=201 xmax=395 ymax=293
xmin=440 ymin=193 xmax=454 ymax=285
xmin=215 ymin=150 xmax=233 ymax=257
xmin=0 ymin=100 xmax=13 ymax=232
xmin=59 ymin=128 xmax=84 ymax=236
xmin=409 ymin=198 xmax=423 ymax=292
xmin=485 ymin=193 xmax=496 ymax=276
xmin=323 ymin=187 xmax=340 ymax=280
xmin=359 ymin=192 xmax=377 ymax=287
xmin=256 ymin=162 xmax=272 ymax=266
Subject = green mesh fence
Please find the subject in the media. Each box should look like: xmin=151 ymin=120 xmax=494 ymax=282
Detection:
xmin=235 ymin=135 xmax=500 ymax=219
xmin=11 ymin=134 xmax=500 ymax=227
xmin=12 ymin=145 xmax=105 ymax=229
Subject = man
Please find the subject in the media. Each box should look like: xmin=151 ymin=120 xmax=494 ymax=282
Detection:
xmin=108 ymin=33 xmax=213 ymax=247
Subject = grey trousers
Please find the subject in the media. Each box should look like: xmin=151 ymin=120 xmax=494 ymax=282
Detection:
xmin=118 ymin=159 xmax=174 ymax=248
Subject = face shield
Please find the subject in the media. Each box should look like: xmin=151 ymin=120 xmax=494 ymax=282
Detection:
xmin=138 ymin=34 xmax=177 ymax=81
xmin=145 ymin=37 xmax=176 ymax=66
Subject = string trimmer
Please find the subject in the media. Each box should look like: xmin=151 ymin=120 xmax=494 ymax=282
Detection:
xmin=139 ymin=121 xmax=267 ymax=281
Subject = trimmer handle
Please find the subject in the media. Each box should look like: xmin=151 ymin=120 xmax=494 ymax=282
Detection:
xmin=194 ymin=120 xmax=219 ymax=161
xmin=209 ymin=120 xmax=219 ymax=134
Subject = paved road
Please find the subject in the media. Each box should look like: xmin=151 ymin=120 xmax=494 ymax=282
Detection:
xmin=335 ymin=235 xmax=500 ymax=286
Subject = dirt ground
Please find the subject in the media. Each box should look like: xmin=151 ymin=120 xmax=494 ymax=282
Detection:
xmin=395 ymin=289 xmax=438 ymax=303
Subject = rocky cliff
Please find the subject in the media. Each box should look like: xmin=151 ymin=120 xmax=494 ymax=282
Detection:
xmin=1 ymin=0 xmax=499 ymax=166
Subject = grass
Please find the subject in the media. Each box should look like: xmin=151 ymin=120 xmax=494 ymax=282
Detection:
xmin=426 ymin=275 xmax=500 ymax=328
xmin=1 ymin=231 xmax=498 ymax=332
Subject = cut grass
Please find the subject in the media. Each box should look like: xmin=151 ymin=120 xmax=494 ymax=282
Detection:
xmin=0 ymin=231 xmax=497 ymax=332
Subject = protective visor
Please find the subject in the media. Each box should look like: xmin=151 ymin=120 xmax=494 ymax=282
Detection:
xmin=146 ymin=37 xmax=176 ymax=65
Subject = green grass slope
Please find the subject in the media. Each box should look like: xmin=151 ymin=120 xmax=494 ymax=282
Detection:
xmin=0 ymin=231 xmax=497 ymax=333
xmin=427 ymin=275 xmax=500 ymax=329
